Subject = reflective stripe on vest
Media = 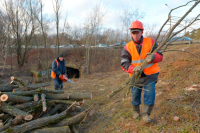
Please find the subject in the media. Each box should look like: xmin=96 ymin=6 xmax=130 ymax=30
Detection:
xmin=126 ymin=38 xmax=159 ymax=76
xmin=51 ymin=60 xmax=59 ymax=79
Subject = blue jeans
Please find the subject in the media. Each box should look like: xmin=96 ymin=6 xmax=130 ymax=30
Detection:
xmin=131 ymin=81 xmax=156 ymax=106
xmin=53 ymin=79 xmax=63 ymax=90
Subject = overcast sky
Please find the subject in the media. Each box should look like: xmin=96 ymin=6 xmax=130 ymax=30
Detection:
xmin=41 ymin=0 xmax=200 ymax=34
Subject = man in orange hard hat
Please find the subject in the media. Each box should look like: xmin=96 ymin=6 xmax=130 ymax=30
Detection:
xmin=121 ymin=20 xmax=163 ymax=122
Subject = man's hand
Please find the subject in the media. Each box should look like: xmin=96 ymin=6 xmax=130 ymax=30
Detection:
xmin=146 ymin=53 xmax=155 ymax=63
xmin=59 ymin=74 xmax=62 ymax=77
xmin=133 ymin=66 xmax=141 ymax=72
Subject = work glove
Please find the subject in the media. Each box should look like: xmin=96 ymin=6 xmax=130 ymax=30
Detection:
xmin=146 ymin=53 xmax=155 ymax=63
xmin=133 ymin=66 xmax=141 ymax=72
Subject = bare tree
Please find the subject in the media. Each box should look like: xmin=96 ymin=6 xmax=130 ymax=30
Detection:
xmin=119 ymin=8 xmax=145 ymax=43
xmin=0 ymin=0 xmax=36 ymax=70
xmin=84 ymin=3 xmax=106 ymax=74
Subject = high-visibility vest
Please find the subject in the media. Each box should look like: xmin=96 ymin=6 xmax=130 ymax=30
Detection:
xmin=51 ymin=60 xmax=59 ymax=79
xmin=126 ymin=38 xmax=159 ymax=77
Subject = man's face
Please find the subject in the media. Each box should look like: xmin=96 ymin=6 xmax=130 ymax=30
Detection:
xmin=59 ymin=57 xmax=64 ymax=61
xmin=131 ymin=30 xmax=143 ymax=42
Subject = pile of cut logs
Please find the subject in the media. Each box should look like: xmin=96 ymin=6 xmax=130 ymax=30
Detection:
xmin=0 ymin=77 xmax=92 ymax=133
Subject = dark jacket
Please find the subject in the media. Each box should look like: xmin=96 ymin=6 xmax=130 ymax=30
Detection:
xmin=121 ymin=36 xmax=163 ymax=86
xmin=52 ymin=58 xmax=67 ymax=80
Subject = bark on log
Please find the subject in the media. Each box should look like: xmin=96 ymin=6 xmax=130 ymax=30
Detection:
xmin=72 ymin=125 xmax=79 ymax=133
xmin=6 ymin=102 xmax=76 ymax=133
xmin=10 ymin=81 xmax=18 ymax=86
xmin=0 ymin=80 xmax=4 ymax=85
xmin=34 ymin=94 xmax=39 ymax=101
xmin=41 ymin=104 xmax=63 ymax=118
xmin=46 ymin=94 xmax=69 ymax=100
xmin=41 ymin=93 xmax=47 ymax=112
xmin=3 ymin=88 xmax=64 ymax=96
xmin=30 ymin=126 xmax=71 ymax=133
xmin=56 ymin=110 xmax=87 ymax=126
xmin=68 ymin=93 xmax=92 ymax=100
xmin=13 ymin=101 xmax=40 ymax=109
xmin=6 ymin=94 xmax=33 ymax=103
xmin=11 ymin=76 xmax=27 ymax=87
xmin=0 ymin=84 xmax=19 ymax=92
xmin=0 ymin=115 xmax=23 ymax=132
xmin=0 ymin=102 xmax=33 ymax=121
xmin=0 ymin=94 xmax=8 ymax=102
xmin=14 ymin=82 xmax=51 ymax=92
xmin=0 ymin=120 xmax=2 ymax=127
xmin=48 ymin=100 xmax=81 ymax=106
xmin=0 ymin=113 xmax=4 ymax=118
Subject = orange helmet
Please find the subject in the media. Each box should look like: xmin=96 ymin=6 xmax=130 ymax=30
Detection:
xmin=129 ymin=20 xmax=144 ymax=30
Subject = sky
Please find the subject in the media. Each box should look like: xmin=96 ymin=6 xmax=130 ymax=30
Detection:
xmin=1 ymin=0 xmax=199 ymax=35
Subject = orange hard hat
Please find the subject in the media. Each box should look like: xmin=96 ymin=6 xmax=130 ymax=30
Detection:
xmin=130 ymin=20 xmax=144 ymax=30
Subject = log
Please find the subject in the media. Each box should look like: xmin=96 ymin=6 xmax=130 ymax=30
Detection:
xmin=46 ymin=94 xmax=69 ymax=100
xmin=30 ymin=126 xmax=71 ymax=133
xmin=6 ymin=94 xmax=33 ymax=103
xmin=11 ymin=76 xmax=27 ymax=87
xmin=0 ymin=120 xmax=2 ymax=127
xmin=0 ymin=115 xmax=23 ymax=132
xmin=34 ymin=94 xmax=39 ymax=101
xmin=0 ymin=80 xmax=4 ymax=85
xmin=0 ymin=84 xmax=19 ymax=92
xmin=48 ymin=100 xmax=81 ymax=106
xmin=20 ymin=82 xmax=51 ymax=91
xmin=72 ymin=125 xmax=79 ymax=133
xmin=3 ymin=88 xmax=64 ymax=96
xmin=0 ymin=102 xmax=33 ymax=121
xmin=41 ymin=93 xmax=47 ymax=112
xmin=10 ymin=81 xmax=18 ymax=86
xmin=56 ymin=109 xmax=88 ymax=126
xmin=0 ymin=94 xmax=8 ymax=102
xmin=13 ymin=101 xmax=40 ymax=109
xmin=68 ymin=92 xmax=92 ymax=100
xmin=41 ymin=104 xmax=63 ymax=117
xmin=6 ymin=102 xmax=76 ymax=133
xmin=0 ymin=113 xmax=4 ymax=118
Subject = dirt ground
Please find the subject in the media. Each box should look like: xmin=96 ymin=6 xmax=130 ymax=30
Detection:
xmin=0 ymin=43 xmax=200 ymax=132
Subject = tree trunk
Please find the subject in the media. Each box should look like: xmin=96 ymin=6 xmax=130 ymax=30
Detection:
xmin=0 ymin=94 xmax=8 ymax=102
xmin=30 ymin=126 xmax=70 ymax=133
xmin=41 ymin=93 xmax=47 ymax=112
xmin=17 ymin=82 xmax=51 ymax=91
xmin=48 ymin=100 xmax=81 ymax=106
xmin=13 ymin=101 xmax=40 ymax=110
xmin=10 ymin=81 xmax=18 ymax=86
xmin=34 ymin=94 xmax=39 ymax=101
xmin=0 ymin=115 xmax=23 ymax=132
xmin=6 ymin=94 xmax=33 ymax=103
xmin=56 ymin=110 xmax=87 ymax=126
xmin=0 ymin=102 xmax=33 ymax=121
xmin=0 ymin=84 xmax=19 ymax=92
xmin=68 ymin=92 xmax=92 ymax=100
xmin=3 ymin=88 xmax=64 ymax=96
xmin=11 ymin=76 xmax=27 ymax=87
xmin=46 ymin=94 xmax=69 ymax=100
xmin=41 ymin=103 xmax=63 ymax=118
xmin=6 ymin=102 xmax=76 ymax=133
